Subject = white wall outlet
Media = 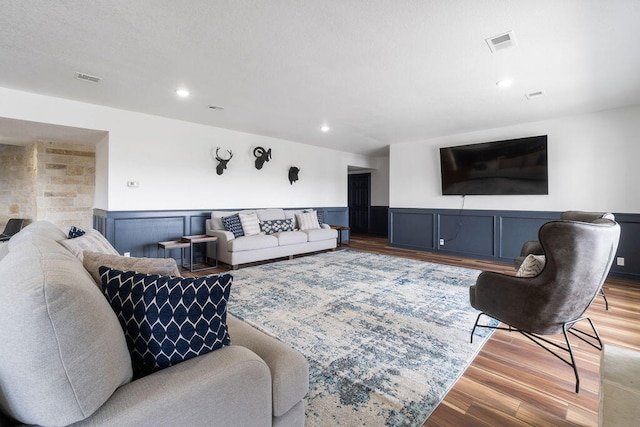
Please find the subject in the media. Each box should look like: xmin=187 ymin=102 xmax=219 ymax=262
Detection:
xmin=126 ymin=180 xmax=139 ymax=188
xmin=439 ymin=238 xmax=445 ymax=246
xmin=617 ymin=257 xmax=625 ymax=266
xmin=124 ymin=252 xmax=131 ymax=257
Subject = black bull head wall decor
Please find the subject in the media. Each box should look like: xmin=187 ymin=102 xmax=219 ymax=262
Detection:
xmin=213 ymin=147 xmax=233 ymax=175
xmin=288 ymin=166 xmax=300 ymax=184
xmin=253 ymin=146 xmax=272 ymax=170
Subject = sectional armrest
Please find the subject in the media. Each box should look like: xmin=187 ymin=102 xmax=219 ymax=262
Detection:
xmin=227 ymin=315 xmax=309 ymax=417
xmin=77 ymin=345 xmax=272 ymax=426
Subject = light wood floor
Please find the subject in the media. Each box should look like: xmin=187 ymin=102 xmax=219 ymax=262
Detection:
xmin=187 ymin=233 xmax=640 ymax=426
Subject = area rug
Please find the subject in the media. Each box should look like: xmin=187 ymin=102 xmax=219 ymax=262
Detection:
xmin=228 ymin=250 xmax=498 ymax=426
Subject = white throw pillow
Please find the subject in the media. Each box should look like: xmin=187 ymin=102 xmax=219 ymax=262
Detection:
xmin=239 ymin=212 xmax=261 ymax=236
xmin=296 ymin=211 xmax=320 ymax=230
xmin=516 ymin=254 xmax=546 ymax=277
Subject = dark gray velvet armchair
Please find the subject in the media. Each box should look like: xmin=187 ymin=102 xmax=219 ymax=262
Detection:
xmin=513 ymin=211 xmax=615 ymax=309
xmin=469 ymin=214 xmax=620 ymax=392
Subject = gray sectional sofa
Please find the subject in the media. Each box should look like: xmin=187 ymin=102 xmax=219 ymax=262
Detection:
xmin=0 ymin=221 xmax=309 ymax=426
xmin=206 ymin=208 xmax=338 ymax=269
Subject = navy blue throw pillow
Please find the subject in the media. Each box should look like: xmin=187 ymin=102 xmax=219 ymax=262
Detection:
xmin=100 ymin=267 xmax=233 ymax=378
xmin=260 ymin=218 xmax=295 ymax=234
xmin=68 ymin=226 xmax=85 ymax=239
xmin=221 ymin=213 xmax=244 ymax=237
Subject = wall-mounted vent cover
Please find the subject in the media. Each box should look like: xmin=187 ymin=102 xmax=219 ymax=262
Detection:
xmin=525 ymin=90 xmax=547 ymax=100
xmin=485 ymin=31 xmax=517 ymax=53
xmin=75 ymin=72 xmax=101 ymax=83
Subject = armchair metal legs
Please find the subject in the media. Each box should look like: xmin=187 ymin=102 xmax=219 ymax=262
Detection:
xmin=470 ymin=313 xmax=603 ymax=393
xmin=600 ymin=287 xmax=609 ymax=310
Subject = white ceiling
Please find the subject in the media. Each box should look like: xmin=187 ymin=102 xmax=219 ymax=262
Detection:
xmin=1 ymin=0 xmax=640 ymax=155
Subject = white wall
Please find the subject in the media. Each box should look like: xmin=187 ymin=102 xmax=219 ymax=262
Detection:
xmin=0 ymin=87 xmax=372 ymax=211
xmin=390 ymin=105 xmax=640 ymax=214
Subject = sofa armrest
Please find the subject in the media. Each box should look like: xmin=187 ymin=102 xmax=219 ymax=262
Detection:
xmin=207 ymin=228 xmax=235 ymax=242
xmin=76 ymin=346 xmax=272 ymax=426
xmin=227 ymin=315 xmax=309 ymax=418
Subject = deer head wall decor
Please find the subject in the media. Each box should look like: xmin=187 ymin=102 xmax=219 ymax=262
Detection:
xmin=253 ymin=146 xmax=272 ymax=170
xmin=212 ymin=147 xmax=233 ymax=175
xmin=288 ymin=166 xmax=300 ymax=185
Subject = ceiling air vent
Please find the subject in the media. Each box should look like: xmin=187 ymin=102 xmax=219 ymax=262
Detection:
xmin=485 ymin=31 xmax=516 ymax=53
xmin=525 ymin=90 xmax=547 ymax=100
xmin=75 ymin=72 xmax=101 ymax=83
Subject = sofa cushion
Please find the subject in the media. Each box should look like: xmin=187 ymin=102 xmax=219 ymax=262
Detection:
xmin=228 ymin=234 xmax=278 ymax=252
xmin=296 ymin=211 xmax=321 ymax=230
xmin=0 ymin=222 xmax=132 ymax=426
xmin=83 ymin=251 xmax=181 ymax=286
xmin=222 ymin=213 xmax=245 ymax=237
xmin=100 ymin=268 xmax=233 ymax=378
xmin=261 ymin=218 xmax=295 ymax=235
xmin=8 ymin=220 xmax=67 ymax=248
xmin=305 ymin=227 xmax=338 ymax=242
xmin=239 ymin=211 xmax=261 ymax=236
xmin=256 ymin=208 xmax=286 ymax=221
xmin=60 ymin=228 xmax=120 ymax=261
xmin=277 ymin=231 xmax=308 ymax=246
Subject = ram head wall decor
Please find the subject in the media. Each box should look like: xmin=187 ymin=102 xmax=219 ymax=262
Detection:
xmin=253 ymin=146 xmax=272 ymax=170
xmin=212 ymin=147 xmax=233 ymax=175
xmin=288 ymin=166 xmax=300 ymax=185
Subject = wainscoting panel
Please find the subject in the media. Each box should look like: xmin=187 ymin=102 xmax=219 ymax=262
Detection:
xmin=389 ymin=209 xmax=434 ymax=250
xmin=498 ymin=212 xmax=558 ymax=258
xmin=389 ymin=208 xmax=640 ymax=281
xmin=370 ymin=206 xmax=389 ymax=236
xmin=438 ymin=213 xmax=495 ymax=257
xmin=94 ymin=207 xmax=348 ymax=265
xmin=610 ymin=213 xmax=640 ymax=279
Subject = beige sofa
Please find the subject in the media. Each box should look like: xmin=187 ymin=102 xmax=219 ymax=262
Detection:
xmin=0 ymin=221 xmax=309 ymax=426
xmin=206 ymin=208 xmax=337 ymax=269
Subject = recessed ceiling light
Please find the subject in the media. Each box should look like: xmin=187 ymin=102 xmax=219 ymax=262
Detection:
xmin=496 ymin=79 xmax=513 ymax=88
xmin=320 ymin=124 xmax=330 ymax=132
xmin=175 ymin=88 xmax=190 ymax=97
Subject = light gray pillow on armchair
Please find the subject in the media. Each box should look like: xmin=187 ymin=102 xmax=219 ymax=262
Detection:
xmin=83 ymin=251 xmax=181 ymax=286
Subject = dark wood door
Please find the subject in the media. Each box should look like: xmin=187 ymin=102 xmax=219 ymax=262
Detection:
xmin=348 ymin=173 xmax=370 ymax=233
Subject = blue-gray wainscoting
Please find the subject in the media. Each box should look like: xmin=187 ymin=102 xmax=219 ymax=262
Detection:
xmin=389 ymin=208 xmax=640 ymax=282
xmin=93 ymin=207 xmax=349 ymax=264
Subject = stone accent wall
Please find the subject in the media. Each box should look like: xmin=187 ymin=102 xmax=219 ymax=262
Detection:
xmin=0 ymin=144 xmax=37 ymax=225
xmin=0 ymin=142 xmax=95 ymax=231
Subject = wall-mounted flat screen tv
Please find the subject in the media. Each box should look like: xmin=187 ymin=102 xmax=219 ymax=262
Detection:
xmin=440 ymin=135 xmax=548 ymax=195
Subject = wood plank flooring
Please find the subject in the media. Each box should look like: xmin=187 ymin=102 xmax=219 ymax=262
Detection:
xmin=186 ymin=233 xmax=640 ymax=427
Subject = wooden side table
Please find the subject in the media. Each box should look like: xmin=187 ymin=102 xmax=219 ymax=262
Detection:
xmin=158 ymin=235 xmax=218 ymax=272
xmin=329 ymin=225 xmax=350 ymax=247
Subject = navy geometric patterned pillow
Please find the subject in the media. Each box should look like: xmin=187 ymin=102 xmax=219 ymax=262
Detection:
xmin=260 ymin=218 xmax=295 ymax=234
xmin=68 ymin=226 xmax=86 ymax=238
xmin=221 ymin=214 xmax=244 ymax=237
xmin=99 ymin=267 xmax=233 ymax=378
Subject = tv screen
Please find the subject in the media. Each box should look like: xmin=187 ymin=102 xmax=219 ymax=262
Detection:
xmin=440 ymin=135 xmax=548 ymax=195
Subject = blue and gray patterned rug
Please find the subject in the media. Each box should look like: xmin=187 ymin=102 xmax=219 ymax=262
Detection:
xmin=229 ymin=250 xmax=497 ymax=426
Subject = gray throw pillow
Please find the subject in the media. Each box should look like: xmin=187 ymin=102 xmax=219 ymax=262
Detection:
xmin=83 ymin=251 xmax=181 ymax=287
xmin=60 ymin=229 xmax=119 ymax=261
